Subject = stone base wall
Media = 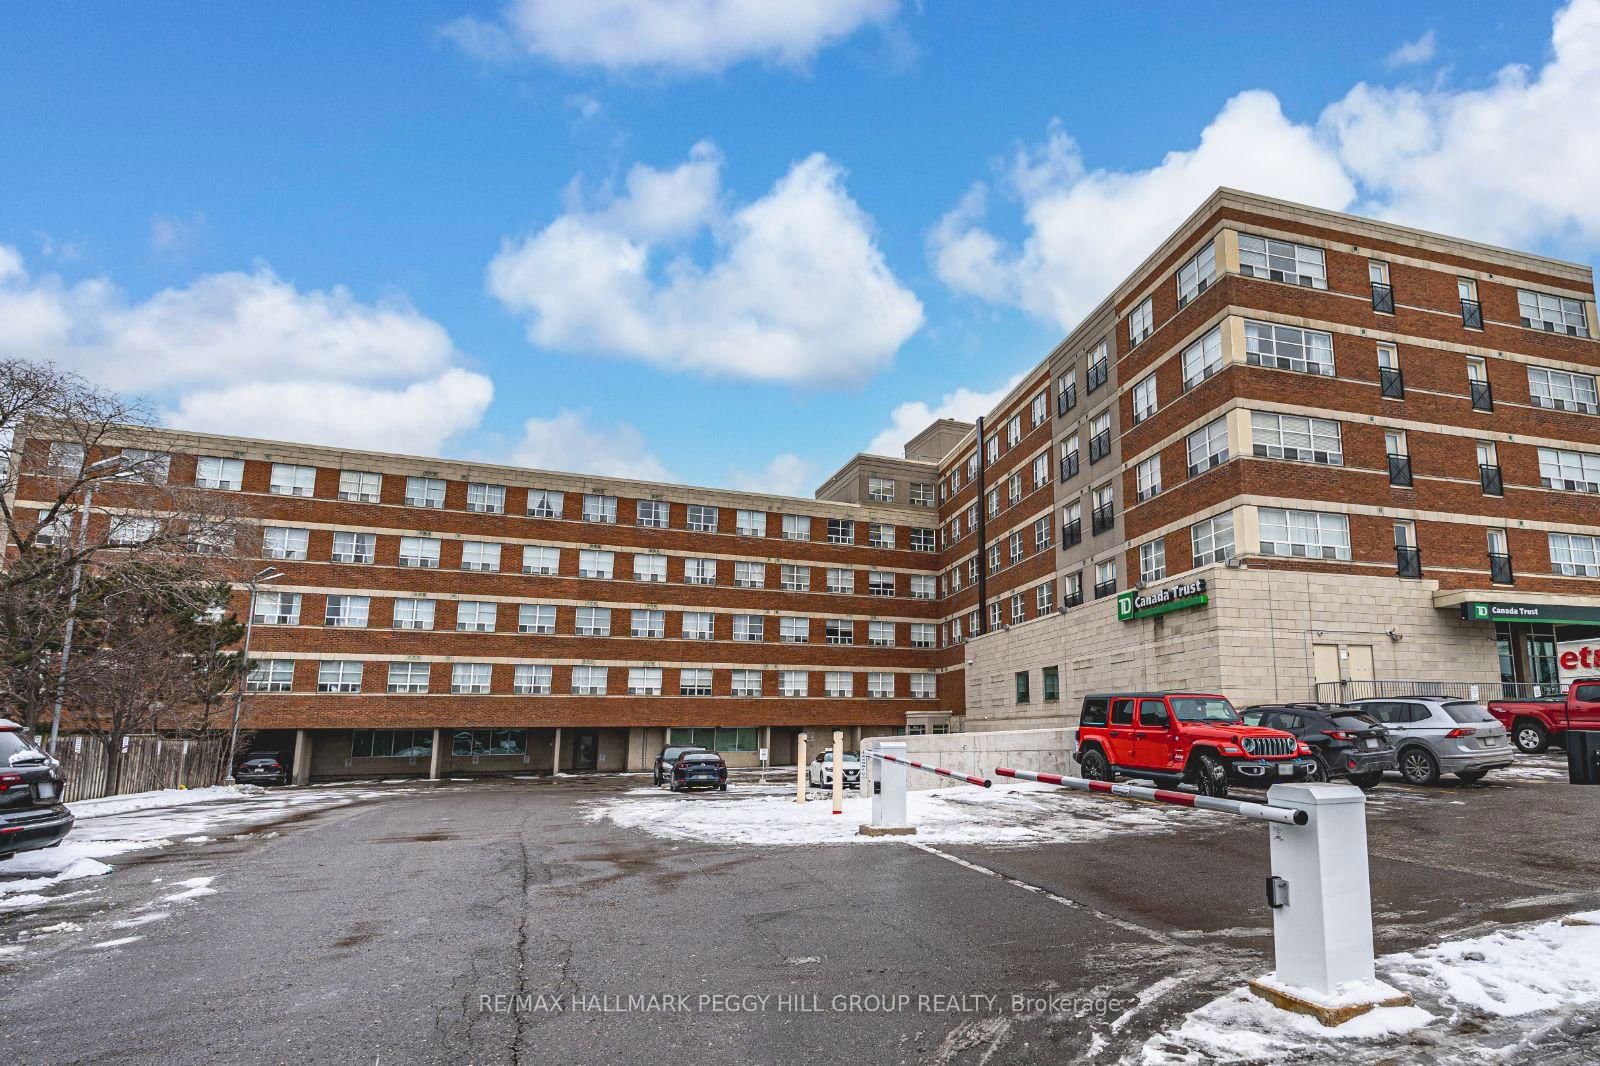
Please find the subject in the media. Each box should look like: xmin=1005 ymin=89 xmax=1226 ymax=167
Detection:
xmin=862 ymin=728 xmax=1080 ymax=792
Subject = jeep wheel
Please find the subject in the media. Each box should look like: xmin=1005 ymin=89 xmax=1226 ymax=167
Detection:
xmin=1455 ymin=769 xmax=1489 ymax=784
xmin=1512 ymin=720 xmax=1550 ymax=755
xmin=1079 ymin=748 xmax=1113 ymax=782
xmin=1399 ymin=748 xmax=1440 ymax=786
xmin=1192 ymin=753 xmax=1229 ymax=798
xmin=1348 ymin=771 xmax=1383 ymax=790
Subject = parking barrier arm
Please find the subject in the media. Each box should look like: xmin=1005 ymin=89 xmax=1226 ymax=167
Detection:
xmin=994 ymin=767 xmax=1306 ymax=826
xmin=866 ymin=750 xmax=992 ymax=788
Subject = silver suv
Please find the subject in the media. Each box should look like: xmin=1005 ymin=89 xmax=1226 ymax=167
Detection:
xmin=1350 ymin=697 xmax=1514 ymax=785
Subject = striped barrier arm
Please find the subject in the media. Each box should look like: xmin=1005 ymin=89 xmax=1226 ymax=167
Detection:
xmin=866 ymin=750 xmax=992 ymax=788
xmin=994 ymin=767 xmax=1307 ymax=826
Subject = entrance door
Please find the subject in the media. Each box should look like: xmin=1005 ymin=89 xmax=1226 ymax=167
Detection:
xmin=1345 ymin=645 xmax=1375 ymax=686
xmin=1312 ymin=643 xmax=1341 ymax=699
xmin=572 ymin=730 xmax=598 ymax=772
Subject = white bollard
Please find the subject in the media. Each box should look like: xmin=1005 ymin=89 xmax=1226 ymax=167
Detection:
xmin=795 ymin=732 xmax=807 ymax=804
xmin=831 ymin=730 xmax=844 ymax=815
xmin=1251 ymin=782 xmax=1411 ymax=1024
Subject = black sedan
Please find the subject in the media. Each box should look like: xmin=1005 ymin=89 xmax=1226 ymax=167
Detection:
xmin=668 ymin=752 xmax=728 ymax=792
xmin=0 ymin=719 xmax=74 ymax=861
xmin=1243 ymin=703 xmax=1396 ymax=789
xmin=234 ymin=755 xmax=291 ymax=786
xmin=653 ymin=744 xmax=707 ymax=786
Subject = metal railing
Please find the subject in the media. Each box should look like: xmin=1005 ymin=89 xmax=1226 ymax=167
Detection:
xmin=1380 ymin=367 xmax=1406 ymax=400
xmin=1388 ymin=453 xmax=1413 ymax=487
xmin=1091 ymin=503 xmax=1115 ymax=535
xmin=1395 ymin=544 xmax=1422 ymax=579
xmin=1093 ymin=578 xmax=1117 ymax=599
xmin=1057 ymin=385 xmax=1077 ymax=415
xmin=1480 ymin=463 xmax=1504 ymax=496
xmin=1060 ymin=519 xmax=1082 ymax=548
xmin=1460 ymin=298 xmax=1483 ymax=329
xmin=1089 ymin=430 xmax=1111 ymax=463
xmin=1489 ymin=551 xmax=1514 ymax=585
xmin=1087 ymin=362 xmax=1108 ymax=392
xmin=1059 ymin=453 xmax=1079 ymax=482
xmin=1370 ymin=282 xmax=1394 ymax=314
xmin=1470 ymin=379 xmax=1494 ymax=412
xmin=1311 ymin=679 xmax=1564 ymax=703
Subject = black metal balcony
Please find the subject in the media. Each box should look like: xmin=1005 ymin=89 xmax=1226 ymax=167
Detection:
xmin=1380 ymin=367 xmax=1405 ymax=400
xmin=1089 ymin=430 xmax=1111 ymax=463
xmin=1460 ymin=298 xmax=1483 ymax=329
xmin=1087 ymin=362 xmax=1108 ymax=392
xmin=1056 ymin=384 xmax=1077 ymax=415
xmin=1395 ymin=545 xmax=1422 ymax=579
xmin=1063 ymin=588 xmax=1084 ymax=609
xmin=1093 ymin=578 xmax=1117 ymax=600
xmin=1370 ymin=282 xmax=1394 ymax=314
xmin=1091 ymin=503 xmax=1115 ymax=535
xmin=1387 ymin=453 xmax=1413 ymax=487
xmin=1470 ymin=379 xmax=1494 ymax=412
xmin=1061 ymin=519 xmax=1082 ymax=548
xmin=1479 ymin=463 xmax=1504 ymax=497
xmin=1059 ymin=453 xmax=1079 ymax=482
xmin=1489 ymin=552 xmax=1514 ymax=586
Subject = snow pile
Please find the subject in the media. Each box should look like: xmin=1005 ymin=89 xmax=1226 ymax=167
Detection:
xmin=589 ymin=781 xmax=1190 ymax=846
xmin=1141 ymin=911 xmax=1600 ymax=1063
xmin=67 ymin=784 xmax=262 ymax=820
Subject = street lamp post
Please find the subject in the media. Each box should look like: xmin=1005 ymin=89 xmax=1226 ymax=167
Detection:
xmin=225 ymin=565 xmax=284 ymax=784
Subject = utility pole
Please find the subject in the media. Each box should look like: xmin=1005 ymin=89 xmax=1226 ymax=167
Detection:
xmin=225 ymin=565 xmax=284 ymax=782
xmin=973 ymin=415 xmax=990 ymax=638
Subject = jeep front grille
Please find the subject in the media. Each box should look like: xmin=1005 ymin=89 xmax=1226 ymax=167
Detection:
xmin=1242 ymin=736 xmax=1295 ymax=758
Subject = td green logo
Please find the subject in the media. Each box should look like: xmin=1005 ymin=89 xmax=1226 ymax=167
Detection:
xmin=1116 ymin=591 xmax=1135 ymax=620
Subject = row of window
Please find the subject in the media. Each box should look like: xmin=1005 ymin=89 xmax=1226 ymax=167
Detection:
xmin=940 ymin=450 xmax=1053 ymax=546
xmin=866 ymin=476 xmax=937 ymax=507
xmin=250 ymin=660 xmax=938 ymax=699
xmin=936 ymin=385 xmax=1055 ymax=502
xmin=940 ymin=515 xmax=1054 ymax=595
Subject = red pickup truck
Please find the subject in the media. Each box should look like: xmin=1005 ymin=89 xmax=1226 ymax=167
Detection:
xmin=1487 ymin=680 xmax=1600 ymax=753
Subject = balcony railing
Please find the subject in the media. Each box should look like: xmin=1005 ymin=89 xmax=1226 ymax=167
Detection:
xmin=1312 ymin=679 xmax=1563 ymax=704
xmin=1091 ymin=504 xmax=1115 ymax=535
xmin=1470 ymin=379 xmax=1494 ymax=412
xmin=1060 ymin=519 xmax=1082 ymax=549
xmin=1489 ymin=552 xmax=1514 ymax=586
xmin=1370 ymin=281 xmax=1394 ymax=314
xmin=1059 ymin=453 xmax=1080 ymax=482
xmin=1056 ymin=384 xmax=1078 ymax=415
xmin=1460 ymin=298 xmax=1483 ymax=329
xmin=1479 ymin=463 xmax=1504 ymax=497
xmin=1087 ymin=362 xmax=1108 ymax=392
xmin=1062 ymin=589 xmax=1084 ymax=609
xmin=1093 ymin=578 xmax=1117 ymax=600
xmin=1395 ymin=545 xmax=1422 ymax=579
xmin=1380 ymin=367 xmax=1405 ymax=400
xmin=1089 ymin=430 xmax=1111 ymax=463
xmin=1387 ymin=453 xmax=1413 ymax=487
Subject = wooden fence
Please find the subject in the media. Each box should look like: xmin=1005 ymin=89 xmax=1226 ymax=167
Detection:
xmin=53 ymin=733 xmax=230 ymax=803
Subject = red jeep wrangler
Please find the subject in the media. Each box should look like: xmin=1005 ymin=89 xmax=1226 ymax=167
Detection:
xmin=1075 ymin=692 xmax=1318 ymax=798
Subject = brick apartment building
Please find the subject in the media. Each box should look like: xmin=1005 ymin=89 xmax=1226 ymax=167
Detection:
xmin=9 ymin=188 xmax=1600 ymax=778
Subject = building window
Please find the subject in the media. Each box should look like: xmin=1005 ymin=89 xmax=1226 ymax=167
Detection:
xmin=120 ymin=448 xmax=170 ymax=484
xmin=684 ymin=558 xmax=716 ymax=585
xmin=733 ymin=671 xmax=764 ymax=697
xmin=634 ymin=553 xmax=667 ymax=582
xmin=352 ymin=730 xmax=434 ymax=758
xmin=1176 ymin=241 xmax=1216 ymax=307
xmin=736 ymin=509 xmax=767 ymax=536
xmin=868 ymin=620 xmax=895 ymax=647
xmin=780 ymin=616 xmax=810 ymax=643
xmin=196 ymin=456 xmax=244 ymax=491
xmin=43 ymin=441 xmax=85 ymax=476
xmin=1538 ymin=447 xmax=1600 ymax=493
xmin=1394 ymin=521 xmax=1421 ymax=578
xmin=630 ymin=609 xmax=665 ymax=638
xmin=1034 ymin=516 xmax=1051 ymax=552
xmin=1087 ymin=344 xmax=1109 ymax=391
xmin=910 ymin=482 xmax=934 ymax=507
xmin=1058 ymin=369 xmax=1079 ymax=414
xmin=1064 ymin=571 xmax=1083 ymax=608
xmin=988 ymin=488 xmax=1000 ymax=517
xmin=1089 ymin=411 xmax=1112 ymax=462
xmin=782 ymin=514 xmax=811 ymax=541
xmin=637 ymin=500 xmax=670 ymax=528
xmin=522 ymin=545 xmax=559 ymax=575
xmin=1035 ymin=581 xmax=1054 ymax=614
xmin=461 ymin=541 xmax=503 ymax=572
xmin=1091 ymin=483 xmax=1115 ymax=535
xmin=1139 ymin=539 xmax=1167 ymax=583
xmin=1528 ymin=366 xmax=1599 ymax=414
xmin=248 ymin=659 xmax=295 ymax=692
xmin=682 ymin=612 xmax=714 ymax=641
xmin=1010 ymin=593 xmax=1025 ymax=623
xmin=393 ymin=598 xmax=435 ymax=630
xmin=1238 ymin=233 xmax=1326 ymax=288
xmin=826 ymin=568 xmax=854 ymax=594
xmin=1369 ymin=260 xmax=1393 ymax=312
xmin=324 ymin=595 xmax=370 ymax=628
xmin=774 ymin=671 xmax=803 ymax=698
xmin=627 ymin=668 xmax=662 ymax=696
xmin=1015 ymin=671 xmax=1030 ymax=704
xmin=514 ymin=665 xmax=552 ymax=696
xmin=867 ymin=673 xmax=893 ymax=699
xmin=572 ymin=666 xmax=608 ymax=695
xmin=868 ymin=522 xmax=894 ymax=548
xmin=910 ymin=575 xmax=936 ymax=600
xmin=331 ymin=530 xmax=375 ymax=564
xmin=1006 ymin=414 xmax=1022 ymax=448
xmin=1519 ymin=289 xmax=1589 ymax=336
xmin=986 ymin=434 xmax=999 ymax=465
xmin=1250 ymin=411 xmax=1342 ymax=465
xmin=1135 ymin=456 xmax=1162 ymax=502
xmin=451 ymin=663 xmax=493 ymax=694
xmin=1187 ymin=417 xmax=1230 ymax=477
xmin=1245 ymin=320 xmax=1334 ymax=376
xmin=679 ymin=669 xmax=713 ymax=697
xmin=1031 ymin=392 xmax=1048 ymax=427
xmin=575 ymin=606 xmax=611 ymax=636
xmin=1042 ymin=666 xmax=1060 ymax=703
xmin=1191 ymin=513 xmax=1236 ymax=566
xmin=517 ymin=603 xmax=555 ymax=634
xmin=733 ymin=615 xmax=764 ymax=642
xmin=1386 ymin=430 xmax=1412 ymax=487
xmin=1132 ymin=374 xmax=1157 ymax=423
xmin=583 ymin=494 xmax=617 ymax=523
xmin=1008 ymin=532 xmax=1023 ymax=563
xmin=263 ymin=526 xmax=309 ymax=560
xmin=910 ymin=623 xmax=935 ymax=649
xmin=909 ymin=527 xmax=935 ymax=552
xmin=1181 ymin=326 xmax=1224 ymax=390
xmin=466 ymin=482 xmax=505 ymax=514
xmin=1128 ymin=297 xmax=1154 ymax=347
xmin=452 ymin=727 xmax=529 ymax=754
xmin=1258 ymin=507 xmax=1351 ymax=561
xmin=1028 ymin=452 xmax=1047 ymax=490
xmin=456 ymin=601 xmax=497 ymax=632
xmin=109 ymin=516 xmax=159 ymax=547
xmin=1094 ymin=560 xmax=1117 ymax=599
xmin=388 ymin=662 xmax=431 ymax=694
xmin=868 ymin=476 xmax=895 ymax=502
xmin=988 ymin=544 xmax=1001 ymax=573
xmin=826 ymin=619 xmax=853 ymax=645
xmin=780 ymin=564 xmax=810 ymax=591
xmin=527 ymin=488 xmax=564 ymax=518
xmin=399 ymin=536 xmax=440 ymax=568
xmin=868 ymin=571 xmax=895 ymax=596
xmin=734 ymin=561 xmax=765 ymax=588
xmin=686 ymin=504 xmax=719 ymax=532
xmin=911 ymin=673 xmax=936 ymax=699
xmin=336 ymin=469 xmax=380 ymax=502
xmin=1549 ymin=532 xmax=1600 ymax=577
xmin=316 ymin=661 xmax=363 ymax=693
xmin=827 ymin=518 xmax=854 ymax=544
xmin=1377 ymin=344 xmax=1404 ymax=399
xmin=405 ymin=476 xmax=445 ymax=509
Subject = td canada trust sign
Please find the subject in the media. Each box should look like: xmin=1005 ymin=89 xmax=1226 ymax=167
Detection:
xmin=1117 ymin=578 xmax=1209 ymax=622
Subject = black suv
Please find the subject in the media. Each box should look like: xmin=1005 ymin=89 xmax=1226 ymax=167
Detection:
xmin=0 ymin=720 xmax=74 ymax=860
xmin=653 ymin=744 xmax=708 ymax=786
xmin=1242 ymin=703 xmax=1396 ymax=789
xmin=235 ymin=754 xmax=290 ymax=786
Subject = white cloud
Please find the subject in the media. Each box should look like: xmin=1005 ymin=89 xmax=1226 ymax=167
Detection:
xmin=728 ymin=453 xmax=813 ymax=497
xmin=865 ymin=373 xmax=1026 ymax=458
xmin=511 ymin=409 xmax=675 ymax=482
xmin=0 ymin=246 xmax=491 ymax=451
xmin=149 ymin=212 xmax=207 ymax=256
xmin=444 ymin=0 xmax=899 ymax=74
xmin=488 ymin=141 xmax=923 ymax=386
xmin=1386 ymin=30 xmax=1437 ymax=68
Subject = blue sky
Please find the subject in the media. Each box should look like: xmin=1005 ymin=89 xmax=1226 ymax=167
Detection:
xmin=3 ymin=1 xmax=1596 ymax=495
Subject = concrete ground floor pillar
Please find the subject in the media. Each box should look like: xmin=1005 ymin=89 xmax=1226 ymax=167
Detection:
xmin=551 ymin=727 xmax=562 ymax=775
xmin=291 ymin=730 xmax=312 ymax=786
xmin=427 ymin=728 xmax=442 ymax=780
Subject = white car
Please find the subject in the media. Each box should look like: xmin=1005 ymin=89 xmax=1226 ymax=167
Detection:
xmin=807 ymin=750 xmax=862 ymax=789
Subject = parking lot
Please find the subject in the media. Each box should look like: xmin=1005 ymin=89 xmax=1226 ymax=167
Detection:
xmin=1 ymin=756 xmax=1597 ymax=1064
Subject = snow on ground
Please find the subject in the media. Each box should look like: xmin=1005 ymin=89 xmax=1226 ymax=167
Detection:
xmin=589 ymin=781 xmax=1194 ymax=846
xmin=1139 ymin=910 xmax=1600 ymax=1063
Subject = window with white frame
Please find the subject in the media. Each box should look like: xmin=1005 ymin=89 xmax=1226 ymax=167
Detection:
xmin=734 ymin=670 xmax=764 ymax=697
xmin=679 ymin=669 xmax=712 ymax=696
xmin=1088 ymin=343 xmax=1109 ymax=389
xmin=514 ymin=664 xmax=552 ymax=695
xmin=681 ymin=503 xmax=717 ymax=532
xmin=682 ymin=612 xmax=714 ymax=640
xmin=1031 ymin=392 xmax=1048 ymax=427
xmin=1031 ymin=452 xmax=1049 ymax=489
xmin=684 ymin=557 xmax=716 ymax=585
xmin=248 ymin=659 xmax=295 ymax=692
xmin=1094 ymin=560 xmax=1117 ymax=597
xmin=1034 ymin=516 xmax=1051 ymax=552
xmin=1133 ymin=375 xmax=1158 ymax=423
xmin=575 ymin=606 xmax=611 ymax=636
xmin=318 ymin=660 xmax=363 ymax=693
xmin=1550 ymin=532 xmax=1600 ymax=577
xmin=627 ymin=668 xmax=662 ymax=696
xmin=736 ymin=509 xmax=767 ymax=536
xmin=1007 ymin=414 xmax=1022 ymax=447
xmin=633 ymin=553 xmax=667 ymax=582
xmin=1089 ymin=411 xmax=1112 ymax=462
xmin=777 ymin=671 xmax=805 ymax=697
xmin=1008 ymin=531 xmax=1023 ymax=563
xmin=1008 ymin=593 xmax=1023 ymax=624
xmin=44 ymin=441 xmax=84 ymax=475
xmin=910 ymin=574 xmax=936 ymax=600
xmin=989 ymin=602 xmax=1002 ymax=629
xmin=571 ymin=666 xmax=607 ymax=695
xmin=399 ymin=536 xmax=440 ymax=568
xmin=1139 ymin=539 xmax=1167 ymax=583
xmin=733 ymin=615 xmax=764 ymax=642
xmin=1135 ymin=456 xmax=1162 ymax=502
xmin=522 ymin=545 xmax=559 ymax=575
xmin=263 ymin=526 xmax=309 ymax=560
xmin=527 ymin=488 xmax=564 ymax=518
xmin=1176 ymin=241 xmax=1217 ymax=306
xmin=910 ymin=481 xmax=934 ymax=507
xmin=388 ymin=662 xmax=431 ymax=694
xmin=911 ymin=622 xmax=935 ymax=649
xmin=405 ymin=476 xmax=445 ymax=509
xmin=967 ymin=451 xmax=979 ymax=477
xmin=583 ymin=494 xmax=617 ymax=523
xmin=868 ymin=476 xmax=895 ymax=502
xmin=989 ymin=487 xmax=1001 ymax=516
xmin=517 ymin=603 xmax=555 ymax=634
xmin=869 ymin=620 xmax=895 ymax=647
xmin=1238 ymin=233 xmax=1326 ymax=288
xmin=1181 ymin=326 xmax=1224 ymax=390
xmin=636 ymin=500 xmax=669 ymax=528
xmin=986 ymin=435 xmax=999 ymax=465
xmin=868 ymin=522 xmax=894 ymax=548
xmin=338 ymin=470 xmax=381 ymax=502
xmin=1251 ymin=411 xmax=1343 ymax=465
xmin=120 ymin=448 xmax=170 ymax=484
xmin=456 ymin=601 xmax=496 ymax=632
xmin=780 ymin=563 xmax=810 ymax=591
xmin=393 ymin=597 xmax=435 ymax=630
xmin=1191 ymin=512 xmax=1236 ymax=566
xmin=826 ymin=567 xmax=854 ymax=594
xmin=1128 ymin=296 xmax=1154 ymax=346
xmin=331 ymin=531 xmax=375 ymax=564
xmin=782 ymin=514 xmax=811 ymax=540
xmin=780 ymin=616 xmax=809 ymax=643
xmin=324 ymin=595 xmax=370 ymax=628
xmin=825 ymin=672 xmax=853 ymax=698
xmin=461 ymin=541 xmax=502 ymax=572
xmin=828 ymin=518 xmax=854 ymax=544
xmin=1538 ymin=447 xmax=1600 ymax=493
xmin=1528 ymin=366 xmax=1599 ymax=414
xmin=253 ymin=591 xmax=301 ymax=625
xmin=1519 ymin=290 xmax=1590 ymax=335
xmin=1035 ymin=581 xmax=1054 ymax=615
xmin=911 ymin=673 xmax=936 ymax=700
xmin=1258 ymin=507 xmax=1351 ymax=560
xmin=910 ymin=527 xmax=935 ymax=552
xmin=196 ymin=456 xmax=244 ymax=490
xmin=826 ymin=619 xmax=853 ymax=645
xmin=1245 ymin=321 xmax=1334 ymax=376
xmin=577 ymin=548 xmax=613 ymax=579
xmin=466 ymin=482 xmax=505 ymax=514
xmin=734 ymin=561 xmax=765 ymax=587
xmin=868 ymin=571 xmax=895 ymax=596
xmin=631 ymin=609 xmax=665 ymax=638
xmin=866 ymin=673 xmax=894 ymax=699
xmin=1187 ymin=417 xmax=1230 ymax=477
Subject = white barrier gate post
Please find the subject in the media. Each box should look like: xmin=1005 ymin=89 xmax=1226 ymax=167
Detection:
xmin=866 ymin=742 xmax=909 ymax=833
xmin=831 ymin=730 xmax=844 ymax=815
xmin=795 ymin=732 xmax=807 ymax=804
